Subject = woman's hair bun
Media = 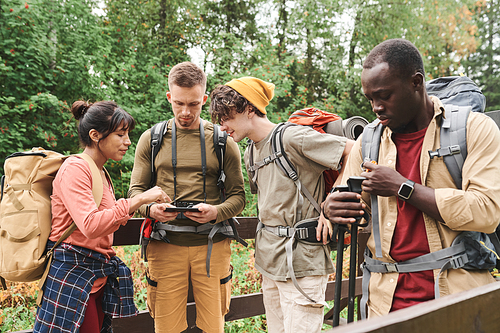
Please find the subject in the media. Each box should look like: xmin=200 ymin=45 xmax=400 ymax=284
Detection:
xmin=71 ymin=100 xmax=92 ymax=120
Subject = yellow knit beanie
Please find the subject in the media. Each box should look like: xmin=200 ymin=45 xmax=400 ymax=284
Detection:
xmin=225 ymin=77 xmax=275 ymax=114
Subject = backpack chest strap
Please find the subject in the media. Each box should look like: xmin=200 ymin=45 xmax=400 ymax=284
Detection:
xmin=247 ymin=151 xmax=283 ymax=173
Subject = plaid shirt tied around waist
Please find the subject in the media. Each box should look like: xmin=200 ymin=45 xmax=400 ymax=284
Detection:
xmin=34 ymin=241 xmax=138 ymax=333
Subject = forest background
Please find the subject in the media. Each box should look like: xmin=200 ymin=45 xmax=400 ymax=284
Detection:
xmin=2 ymin=0 xmax=500 ymax=197
xmin=1 ymin=0 xmax=500 ymax=331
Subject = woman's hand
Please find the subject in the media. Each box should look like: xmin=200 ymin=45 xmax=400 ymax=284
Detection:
xmin=129 ymin=186 xmax=170 ymax=215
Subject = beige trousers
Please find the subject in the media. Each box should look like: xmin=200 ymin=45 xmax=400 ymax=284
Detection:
xmin=146 ymin=239 xmax=232 ymax=333
xmin=262 ymin=275 xmax=328 ymax=333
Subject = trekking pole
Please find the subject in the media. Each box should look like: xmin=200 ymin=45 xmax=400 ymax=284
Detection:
xmin=348 ymin=221 xmax=358 ymax=323
xmin=332 ymin=185 xmax=349 ymax=327
xmin=333 ymin=222 xmax=349 ymax=327
xmin=346 ymin=177 xmax=368 ymax=323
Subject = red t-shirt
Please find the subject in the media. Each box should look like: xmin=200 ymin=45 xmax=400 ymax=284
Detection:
xmin=390 ymin=128 xmax=435 ymax=311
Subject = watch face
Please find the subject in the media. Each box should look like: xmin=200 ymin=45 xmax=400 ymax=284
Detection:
xmin=399 ymin=183 xmax=414 ymax=199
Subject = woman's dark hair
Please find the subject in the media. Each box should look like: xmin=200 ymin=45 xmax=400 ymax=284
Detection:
xmin=71 ymin=100 xmax=135 ymax=147
xmin=209 ymin=85 xmax=265 ymax=124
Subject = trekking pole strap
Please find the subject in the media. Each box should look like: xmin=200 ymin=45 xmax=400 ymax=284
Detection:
xmin=360 ymin=264 xmax=370 ymax=320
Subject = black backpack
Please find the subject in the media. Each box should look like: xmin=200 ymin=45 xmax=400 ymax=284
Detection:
xmin=141 ymin=120 xmax=247 ymax=277
xmin=426 ymin=75 xmax=486 ymax=113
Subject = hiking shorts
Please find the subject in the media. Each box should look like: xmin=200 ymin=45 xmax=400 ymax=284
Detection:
xmin=262 ymin=274 xmax=328 ymax=333
xmin=146 ymin=238 xmax=232 ymax=333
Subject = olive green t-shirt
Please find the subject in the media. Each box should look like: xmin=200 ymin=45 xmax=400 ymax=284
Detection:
xmin=244 ymin=124 xmax=346 ymax=281
xmin=129 ymin=119 xmax=245 ymax=246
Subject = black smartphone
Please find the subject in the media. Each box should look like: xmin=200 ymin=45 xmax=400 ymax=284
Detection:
xmin=164 ymin=206 xmax=200 ymax=213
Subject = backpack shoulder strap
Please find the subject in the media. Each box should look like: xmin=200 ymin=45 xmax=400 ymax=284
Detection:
xmin=361 ymin=119 xmax=384 ymax=258
xmin=361 ymin=119 xmax=383 ymax=163
xmin=246 ymin=140 xmax=259 ymax=194
xmin=428 ymin=104 xmax=470 ymax=190
xmin=150 ymin=120 xmax=169 ymax=188
xmin=76 ymin=153 xmax=105 ymax=206
xmin=270 ymin=122 xmax=322 ymax=216
xmin=271 ymin=122 xmax=299 ymax=180
xmin=213 ymin=124 xmax=228 ymax=198
xmin=1 ymin=175 xmax=4 ymax=203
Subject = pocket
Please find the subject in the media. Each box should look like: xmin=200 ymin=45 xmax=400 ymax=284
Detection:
xmin=146 ymin=267 xmax=157 ymax=319
xmin=220 ymin=265 xmax=233 ymax=316
xmin=0 ymin=209 xmax=44 ymax=281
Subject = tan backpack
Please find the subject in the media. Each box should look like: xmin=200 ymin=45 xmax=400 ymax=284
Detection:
xmin=0 ymin=147 xmax=105 ymax=290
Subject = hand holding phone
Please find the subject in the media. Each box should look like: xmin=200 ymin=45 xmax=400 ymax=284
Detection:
xmin=164 ymin=206 xmax=201 ymax=213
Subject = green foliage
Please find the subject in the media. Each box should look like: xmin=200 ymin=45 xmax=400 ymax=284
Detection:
xmin=0 ymin=305 xmax=36 ymax=333
xmin=464 ymin=0 xmax=500 ymax=111
xmin=0 ymin=93 xmax=78 ymax=166
xmin=1 ymin=0 xmax=498 ymax=329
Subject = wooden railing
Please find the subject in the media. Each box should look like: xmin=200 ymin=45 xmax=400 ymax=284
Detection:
xmin=13 ymin=217 xmax=366 ymax=333
xmin=112 ymin=217 xmax=367 ymax=332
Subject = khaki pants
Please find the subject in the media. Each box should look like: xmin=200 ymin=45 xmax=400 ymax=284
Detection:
xmin=146 ymin=239 xmax=232 ymax=333
xmin=262 ymin=275 xmax=327 ymax=333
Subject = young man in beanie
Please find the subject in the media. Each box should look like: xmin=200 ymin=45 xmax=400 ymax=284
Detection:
xmin=323 ymin=39 xmax=500 ymax=317
xmin=210 ymin=77 xmax=354 ymax=332
xmin=128 ymin=62 xmax=245 ymax=333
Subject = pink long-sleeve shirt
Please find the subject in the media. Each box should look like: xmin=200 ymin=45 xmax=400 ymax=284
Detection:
xmin=49 ymin=156 xmax=132 ymax=258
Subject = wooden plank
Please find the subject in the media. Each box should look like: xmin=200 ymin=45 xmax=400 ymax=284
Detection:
xmin=112 ymin=311 xmax=154 ymax=332
xmin=229 ymin=217 xmax=259 ymax=240
xmin=325 ymin=277 xmax=363 ymax=302
xmin=225 ymin=292 xmax=266 ymax=321
xmin=326 ymin=281 xmax=500 ymax=333
xmin=110 ymin=278 xmax=363 ymax=332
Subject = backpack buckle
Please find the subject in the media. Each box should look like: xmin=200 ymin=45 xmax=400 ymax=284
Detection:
xmin=296 ymin=227 xmax=309 ymax=239
xmin=449 ymin=254 xmax=467 ymax=269
xmin=448 ymin=145 xmax=461 ymax=155
xmin=428 ymin=145 xmax=461 ymax=159
xmin=277 ymin=226 xmax=292 ymax=238
xmin=383 ymin=262 xmax=399 ymax=273
xmin=263 ymin=156 xmax=273 ymax=165
xmin=217 ymin=171 xmax=226 ymax=189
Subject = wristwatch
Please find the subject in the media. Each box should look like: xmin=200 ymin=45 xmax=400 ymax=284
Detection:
xmin=398 ymin=179 xmax=415 ymax=200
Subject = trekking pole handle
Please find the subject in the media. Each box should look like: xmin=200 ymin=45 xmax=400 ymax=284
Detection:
xmin=333 ymin=177 xmax=369 ymax=227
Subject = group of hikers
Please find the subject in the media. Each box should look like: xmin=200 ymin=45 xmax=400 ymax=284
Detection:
xmin=32 ymin=38 xmax=500 ymax=333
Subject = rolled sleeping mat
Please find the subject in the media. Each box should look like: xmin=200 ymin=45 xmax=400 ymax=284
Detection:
xmin=324 ymin=116 xmax=369 ymax=140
